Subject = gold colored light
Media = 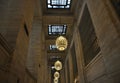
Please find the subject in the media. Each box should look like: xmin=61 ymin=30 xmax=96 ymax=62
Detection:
xmin=54 ymin=60 xmax=62 ymax=71
xmin=54 ymin=78 xmax=58 ymax=83
xmin=56 ymin=36 xmax=68 ymax=51
xmin=54 ymin=71 xmax=60 ymax=79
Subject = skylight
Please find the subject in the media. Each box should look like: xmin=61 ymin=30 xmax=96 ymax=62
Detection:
xmin=48 ymin=25 xmax=67 ymax=35
xmin=47 ymin=0 xmax=71 ymax=9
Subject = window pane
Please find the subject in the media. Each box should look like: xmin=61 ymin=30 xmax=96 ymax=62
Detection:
xmin=48 ymin=25 xmax=67 ymax=35
xmin=47 ymin=0 xmax=71 ymax=9
xmin=48 ymin=0 xmax=50 ymax=3
xmin=51 ymin=0 xmax=67 ymax=5
xmin=48 ymin=5 xmax=52 ymax=8
xmin=65 ymin=5 xmax=70 ymax=8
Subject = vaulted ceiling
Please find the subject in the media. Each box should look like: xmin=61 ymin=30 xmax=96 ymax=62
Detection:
xmin=41 ymin=0 xmax=79 ymax=66
xmin=27 ymin=0 xmax=81 ymax=81
xmin=40 ymin=0 xmax=79 ymax=82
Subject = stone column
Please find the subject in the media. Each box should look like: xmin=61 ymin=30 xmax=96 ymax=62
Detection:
xmin=37 ymin=22 xmax=48 ymax=83
xmin=27 ymin=18 xmax=42 ymax=79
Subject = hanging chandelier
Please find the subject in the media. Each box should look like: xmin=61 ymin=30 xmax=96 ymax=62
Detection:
xmin=54 ymin=71 xmax=60 ymax=79
xmin=54 ymin=60 xmax=62 ymax=71
xmin=55 ymin=36 xmax=68 ymax=51
xmin=54 ymin=78 xmax=58 ymax=83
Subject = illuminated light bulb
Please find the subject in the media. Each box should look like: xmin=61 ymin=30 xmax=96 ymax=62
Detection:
xmin=56 ymin=36 xmax=68 ymax=51
xmin=54 ymin=60 xmax=62 ymax=71
xmin=54 ymin=71 xmax=60 ymax=79
xmin=54 ymin=78 xmax=58 ymax=83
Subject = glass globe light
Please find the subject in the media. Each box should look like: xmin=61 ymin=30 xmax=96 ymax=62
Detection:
xmin=54 ymin=71 xmax=60 ymax=79
xmin=54 ymin=78 xmax=58 ymax=83
xmin=54 ymin=60 xmax=62 ymax=71
xmin=56 ymin=36 xmax=68 ymax=51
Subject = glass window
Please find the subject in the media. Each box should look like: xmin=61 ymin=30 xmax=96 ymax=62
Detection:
xmin=51 ymin=0 xmax=67 ymax=5
xmin=48 ymin=25 xmax=67 ymax=35
xmin=47 ymin=0 xmax=71 ymax=9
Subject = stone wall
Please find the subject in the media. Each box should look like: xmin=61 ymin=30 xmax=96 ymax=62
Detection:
xmin=0 ymin=0 xmax=37 ymax=83
xmin=9 ymin=25 xmax=36 ymax=83
xmin=86 ymin=0 xmax=120 ymax=82
xmin=66 ymin=0 xmax=120 ymax=83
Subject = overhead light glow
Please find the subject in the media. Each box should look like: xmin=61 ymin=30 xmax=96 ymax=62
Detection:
xmin=56 ymin=36 xmax=68 ymax=51
xmin=54 ymin=60 xmax=62 ymax=71
xmin=54 ymin=78 xmax=58 ymax=83
xmin=54 ymin=71 xmax=60 ymax=79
